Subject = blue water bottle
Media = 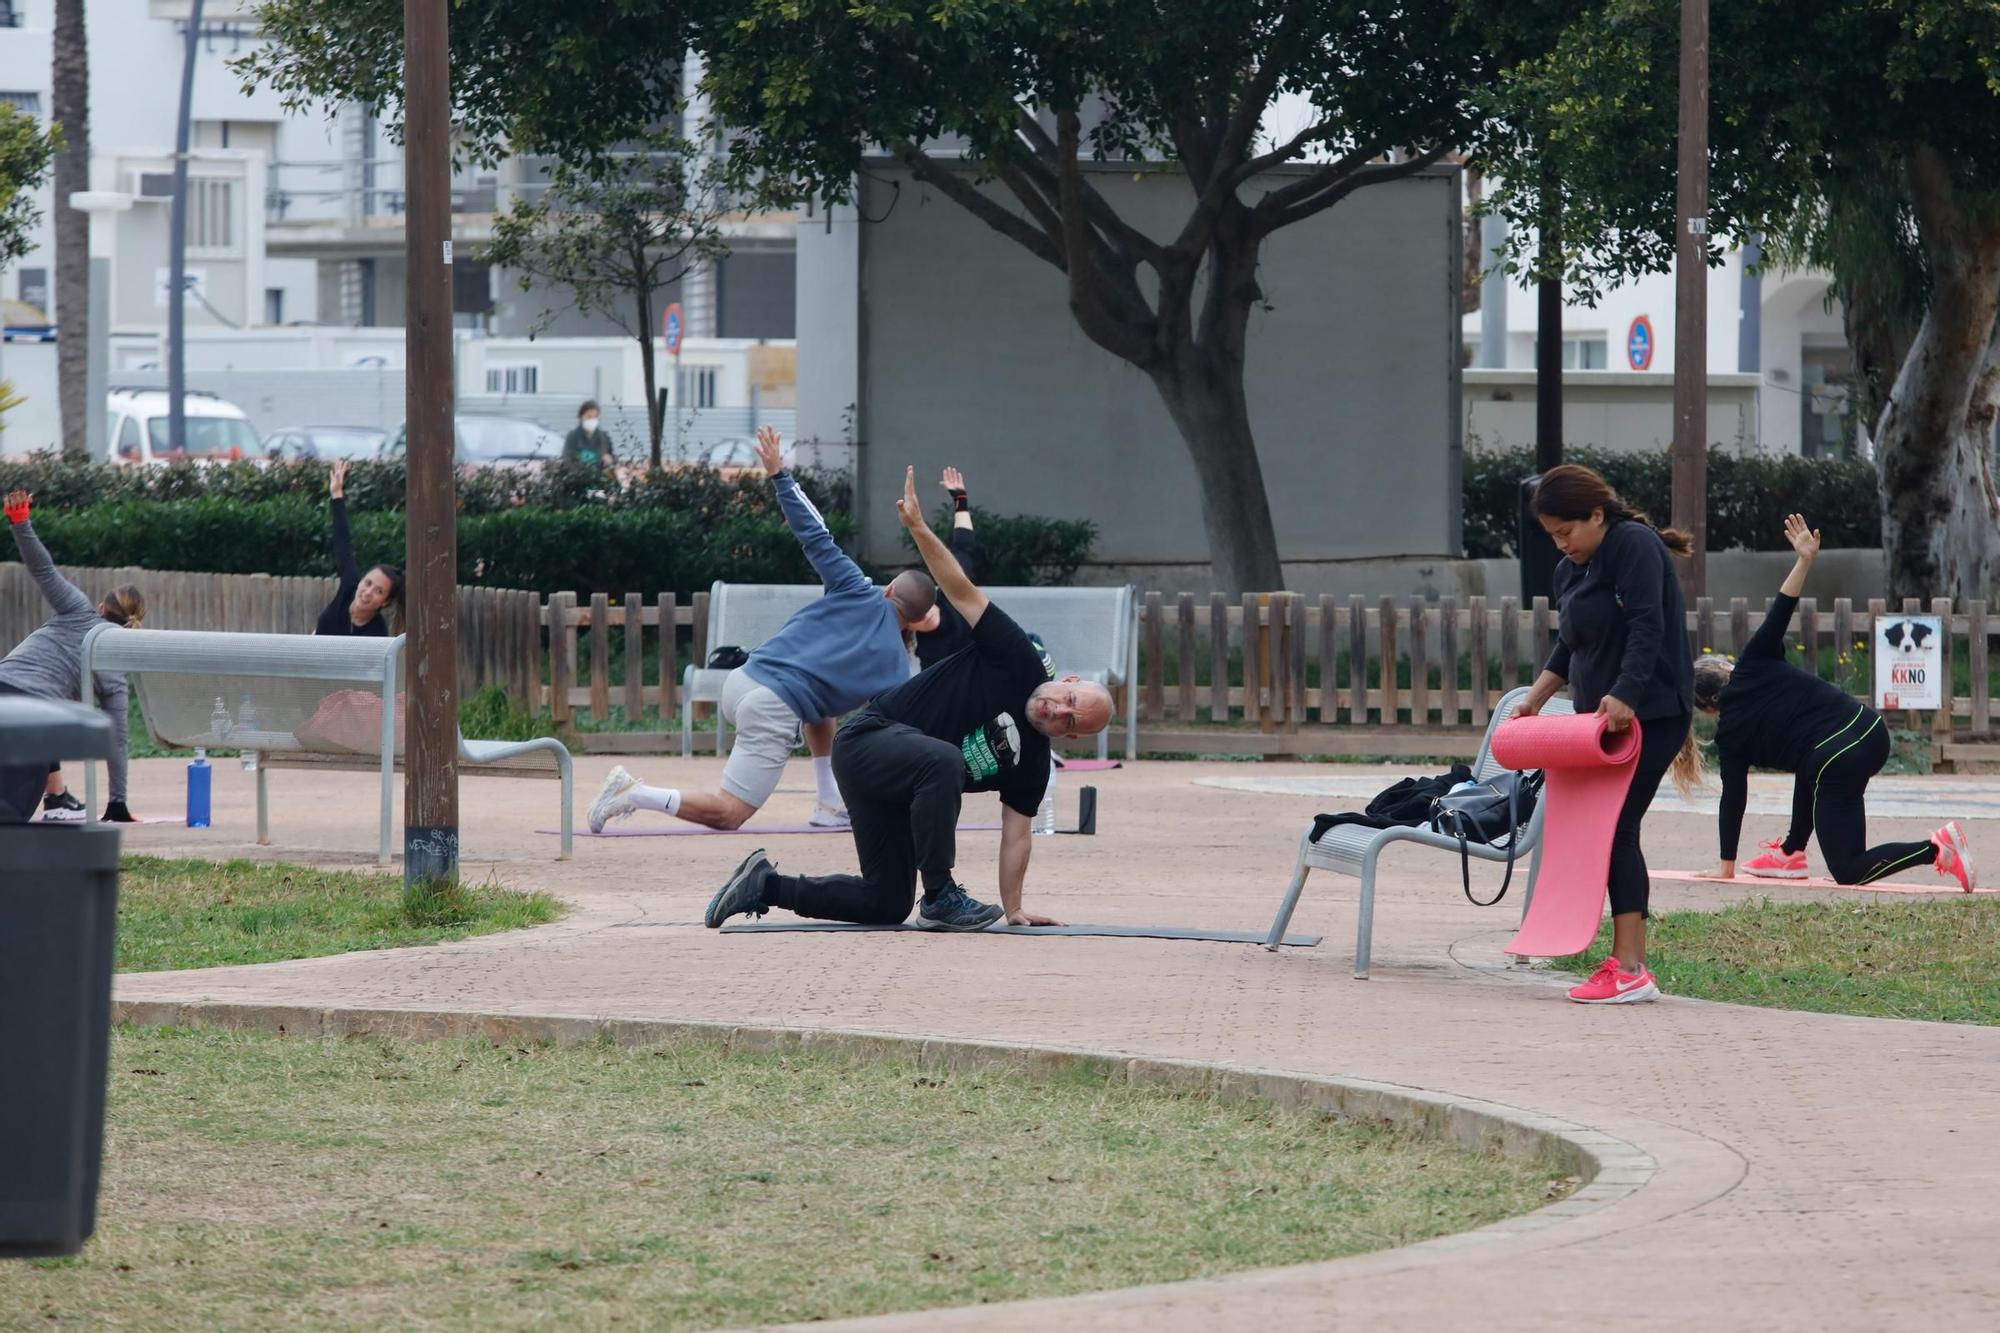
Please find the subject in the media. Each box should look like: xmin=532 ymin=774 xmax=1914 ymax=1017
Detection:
xmin=186 ymin=748 xmax=212 ymax=828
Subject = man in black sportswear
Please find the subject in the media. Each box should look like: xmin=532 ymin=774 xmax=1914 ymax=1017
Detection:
xmin=704 ymin=466 xmax=1113 ymax=932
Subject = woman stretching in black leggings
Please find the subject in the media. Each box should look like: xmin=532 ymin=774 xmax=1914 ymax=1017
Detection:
xmin=1700 ymin=513 xmax=1976 ymax=891
xmin=1519 ymin=465 xmax=1699 ymax=1005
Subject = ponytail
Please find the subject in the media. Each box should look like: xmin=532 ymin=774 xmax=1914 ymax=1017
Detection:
xmin=100 ymin=584 xmax=146 ymax=628
xmin=1669 ymin=724 xmax=1706 ymax=798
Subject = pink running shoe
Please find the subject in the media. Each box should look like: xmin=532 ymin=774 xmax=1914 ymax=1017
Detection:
xmin=1932 ymin=821 xmax=1978 ymax=893
xmin=1741 ymin=840 xmax=1808 ymax=879
xmin=1567 ymin=957 xmax=1660 ymax=1004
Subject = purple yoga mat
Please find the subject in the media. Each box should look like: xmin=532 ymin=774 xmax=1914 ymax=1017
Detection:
xmin=541 ymin=821 xmax=1003 ymax=838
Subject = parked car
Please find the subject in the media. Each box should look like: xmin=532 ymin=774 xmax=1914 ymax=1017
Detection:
xmin=263 ymin=426 xmax=387 ymax=463
xmin=381 ymin=415 xmax=563 ymax=471
xmin=698 ymin=436 xmax=763 ymax=481
xmin=107 ymin=388 xmax=261 ymax=465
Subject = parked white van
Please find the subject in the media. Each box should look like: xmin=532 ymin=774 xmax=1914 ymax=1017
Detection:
xmin=107 ymin=388 xmax=261 ymax=465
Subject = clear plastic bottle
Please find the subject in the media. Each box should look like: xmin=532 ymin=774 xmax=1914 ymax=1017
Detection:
xmin=1034 ymin=760 xmax=1058 ymax=836
xmin=236 ymin=694 xmax=259 ymax=772
xmin=209 ymin=697 xmax=231 ymax=745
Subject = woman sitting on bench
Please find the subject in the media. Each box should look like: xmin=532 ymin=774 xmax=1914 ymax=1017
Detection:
xmin=1 ymin=490 xmax=143 ymax=822
xmin=316 ymin=460 xmax=403 ymax=637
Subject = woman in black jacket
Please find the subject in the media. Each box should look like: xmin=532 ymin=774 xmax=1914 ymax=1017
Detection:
xmin=1519 ymin=464 xmax=1698 ymax=1005
xmin=315 ymin=460 xmax=402 ymax=636
xmin=1701 ymin=513 xmax=1975 ymax=890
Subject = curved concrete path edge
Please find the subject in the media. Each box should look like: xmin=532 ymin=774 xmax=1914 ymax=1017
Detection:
xmin=112 ymin=998 xmax=1659 ymax=1327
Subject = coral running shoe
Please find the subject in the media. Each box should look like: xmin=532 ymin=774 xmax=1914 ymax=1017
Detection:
xmin=1932 ymin=821 xmax=1978 ymax=893
xmin=1567 ymin=957 xmax=1660 ymax=1004
xmin=1741 ymin=841 xmax=1808 ymax=879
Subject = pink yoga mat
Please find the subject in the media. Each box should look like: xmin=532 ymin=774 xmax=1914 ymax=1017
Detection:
xmin=1490 ymin=712 xmax=1642 ymax=956
xmin=1652 ymin=869 xmax=1993 ymax=896
xmin=542 ymin=822 xmax=1002 ymax=839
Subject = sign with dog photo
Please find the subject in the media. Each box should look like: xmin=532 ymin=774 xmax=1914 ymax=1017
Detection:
xmin=1874 ymin=615 xmax=1943 ymax=710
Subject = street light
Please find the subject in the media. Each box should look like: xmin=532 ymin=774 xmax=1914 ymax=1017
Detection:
xmin=65 ymin=190 xmax=131 ymax=462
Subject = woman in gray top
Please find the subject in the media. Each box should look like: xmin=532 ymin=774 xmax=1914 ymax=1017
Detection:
xmin=2 ymin=490 xmax=143 ymax=821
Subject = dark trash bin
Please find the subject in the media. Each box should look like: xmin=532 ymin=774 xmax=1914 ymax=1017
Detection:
xmin=0 ymin=695 xmax=120 ymax=1259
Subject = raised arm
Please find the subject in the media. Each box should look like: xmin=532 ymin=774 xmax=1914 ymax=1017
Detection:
xmin=897 ymin=467 xmax=987 ymax=627
xmin=757 ymin=427 xmax=870 ymax=594
xmin=5 ymin=493 xmax=94 ymax=618
xmin=328 ymin=462 xmax=361 ymax=587
xmin=1743 ymin=514 xmax=1819 ymax=661
xmin=943 ymin=468 xmax=979 ymax=580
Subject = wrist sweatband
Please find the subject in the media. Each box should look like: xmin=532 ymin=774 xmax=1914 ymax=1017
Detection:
xmin=4 ymin=499 xmax=29 ymax=525
xmin=949 ymin=489 xmax=969 ymax=513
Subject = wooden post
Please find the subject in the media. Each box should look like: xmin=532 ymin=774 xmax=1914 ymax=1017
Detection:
xmin=1317 ymin=594 xmax=1338 ymax=724
xmin=1440 ymin=595 xmax=1461 ymax=728
xmin=1499 ymin=595 xmax=1520 ymax=694
xmin=588 ymin=592 xmax=611 ymax=722
xmin=1799 ymin=597 xmax=1821 ymax=678
xmin=623 ymin=592 xmax=644 ymax=721
xmin=1530 ymin=596 xmax=1552 ymax=670
xmin=1407 ymin=597 xmax=1429 ymax=728
xmin=1347 ymin=595 xmax=1368 ymax=726
xmin=1933 ymin=597 xmax=1956 ymax=742
xmin=1271 ymin=595 xmax=1292 ymax=729
xmin=1143 ymin=591 xmax=1165 ymax=721
xmin=1291 ymin=594 xmax=1309 ymax=725
xmin=1177 ymin=593 xmax=1198 ymax=721
xmin=547 ymin=592 xmax=575 ymax=726
xmin=1970 ymin=600 xmax=1990 ymax=739
xmin=1242 ymin=594 xmax=1264 ymax=729
xmin=1378 ymin=595 xmax=1399 ymax=727
xmin=401 ymin=0 xmax=459 ymax=887
xmin=1729 ymin=597 xmax=1750 ymax=656
xmin=1469 ymin=595 xmax=1490 ymax=725
xmin=1670 ymin=0 xmax=1710 ymax=601
xmin=1209 ymin=593 xmax=1229 ymax=723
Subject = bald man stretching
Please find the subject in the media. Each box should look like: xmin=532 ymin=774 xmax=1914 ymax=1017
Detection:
xmin=704 ymin=466 xmax=1114 ymax=932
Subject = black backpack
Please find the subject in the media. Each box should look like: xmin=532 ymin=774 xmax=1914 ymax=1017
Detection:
xmin=1427 ymin=770 xmax=1544 ymax=906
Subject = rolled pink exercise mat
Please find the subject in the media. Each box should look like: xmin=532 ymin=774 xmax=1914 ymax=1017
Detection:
xmin=1489 ymin=711 xmax=1643 ymax=957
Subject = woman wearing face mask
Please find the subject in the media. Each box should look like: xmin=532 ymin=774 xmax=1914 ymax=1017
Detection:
xmin=1518 ymin=464 xmax=1697 ymax=1004
xmin=314 ymin=460 xmax=403 ymax=637
xmin=562 ymin=399 xmax=615 ymax=473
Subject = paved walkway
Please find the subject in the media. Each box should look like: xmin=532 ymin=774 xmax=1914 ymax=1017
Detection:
xmin=107 ymin=754 xmax=2000 ymax=1330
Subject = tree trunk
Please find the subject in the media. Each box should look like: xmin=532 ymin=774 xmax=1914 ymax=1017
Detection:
xmin=635 ymin=276 xmax=663 ymax=471
xmin=51 ymin=0 xmax=88 ymax=462
xmin=1149 ymin=356 xmax=1286 ymax=594
xmin=1876 ymin=155 xmax=2000 ymax=602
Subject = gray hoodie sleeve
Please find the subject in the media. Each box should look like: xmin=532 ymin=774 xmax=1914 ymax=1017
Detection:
xmin=95 ymin=672 xmax=130 ymax=803
xmin=10 ymin=518 xmax=95 ymax=619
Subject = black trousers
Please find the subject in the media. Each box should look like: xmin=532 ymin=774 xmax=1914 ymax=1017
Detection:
xmin=0 ymin=681 xmax=56 ymax=820
xmin=1779 ymin=712 xmax=1934 ymax=884
xmin=1608 ymin=710 xmax=1690 ymax=918
xmin=765 ymin=713 xmax=965 ymax=924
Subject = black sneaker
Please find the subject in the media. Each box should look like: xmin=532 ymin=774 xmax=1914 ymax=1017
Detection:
xmin=917 ymin=884 xmax=1004 ymax=932
xmin=40 ymin=790 xmax=86 ymax=823
xmin=705 ymin=848 xmax=774 ymax=928
xmin=960 ymin=712 xmax=1022 ymax=784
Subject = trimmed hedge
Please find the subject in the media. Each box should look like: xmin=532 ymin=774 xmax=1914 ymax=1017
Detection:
xmin=1 ymin=459 xmax=1098 ymax=595
xmin=1462 ymin=447 xmax=1880 ymax=559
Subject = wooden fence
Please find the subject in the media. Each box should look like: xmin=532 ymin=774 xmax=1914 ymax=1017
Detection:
xmin=10 ymin=566 xmax=1996 ymax=761
xmin=1124 ymin=591 xmax=1997 ymax=759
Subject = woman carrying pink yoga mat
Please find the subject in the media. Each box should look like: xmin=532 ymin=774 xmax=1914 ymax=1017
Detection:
xmin=1516 ymin=466 xmax=1699 ymax=1006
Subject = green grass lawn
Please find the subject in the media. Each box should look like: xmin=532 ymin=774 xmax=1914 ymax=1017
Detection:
xmin=1557 ymin=896 xmax=2000 ymax=1024
xmin=3 ymin=1028 xmax=1574 ymax=1329
xmin=118 ymin=856 xmax=563 ymax=973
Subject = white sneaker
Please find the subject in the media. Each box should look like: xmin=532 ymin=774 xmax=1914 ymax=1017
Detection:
xmin=588 ymin=765 xmax=642 ymax=833
xmin=808 ymin=801 xmax=851 ymax=829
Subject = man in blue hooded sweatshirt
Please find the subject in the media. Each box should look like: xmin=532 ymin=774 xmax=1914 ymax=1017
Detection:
xmin=588 ymin=427 xmax=939 ymax=831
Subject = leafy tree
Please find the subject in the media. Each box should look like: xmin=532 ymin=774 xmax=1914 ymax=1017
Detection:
xmin=483 ymin=131 xmax=730 ymax=470
xmin=1479 ymin=0 xmax=2000 ymax=601
xmin=241 ymin=0 xmax=1572 ymax=594
xmin=0 ymin=102 xmax=57 ymax=267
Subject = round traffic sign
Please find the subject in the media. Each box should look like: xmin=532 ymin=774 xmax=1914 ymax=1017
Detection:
xmin=662 ymin=303 xmax=684 ymax=357
xmin=1626 ymin=315 xmax=1654 ymax=371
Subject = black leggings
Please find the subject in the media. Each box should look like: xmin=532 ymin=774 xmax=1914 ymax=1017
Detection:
xmin=1608 ymin=711 xmax=1689 ymax=918
xmin=1779 ymin=710 xmax=1934 ymax=885
xmin=765 ymin=713 xmax=965 ymax=924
